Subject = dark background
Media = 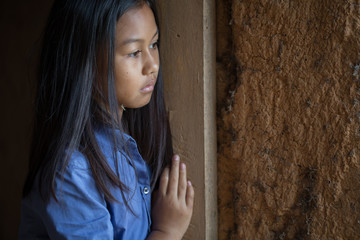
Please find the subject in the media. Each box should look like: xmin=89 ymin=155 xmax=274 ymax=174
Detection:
xmin=0 ymin=1 xmax=53 ymax=238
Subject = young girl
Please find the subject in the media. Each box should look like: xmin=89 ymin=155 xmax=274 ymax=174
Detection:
xmin=19 ymin=0 xmax=194 ymax=239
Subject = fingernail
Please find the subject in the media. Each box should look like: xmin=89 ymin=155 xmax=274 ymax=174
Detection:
xmin=181 ymin=163 xmax=186 ymax=170
xmin=187 ymin=181 xmax=192 ymax=186
xmin=174 ymin=155 xmax=180 ymax=161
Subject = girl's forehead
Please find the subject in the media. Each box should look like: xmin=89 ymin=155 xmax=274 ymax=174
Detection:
xmin=115 ymin=4 xmax=157 ymax=40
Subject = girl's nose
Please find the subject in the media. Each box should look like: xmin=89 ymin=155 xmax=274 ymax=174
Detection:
xmin=142 ymin=51 xmax=159 ymax=76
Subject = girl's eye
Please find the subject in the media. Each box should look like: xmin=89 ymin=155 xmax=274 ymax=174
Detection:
xmin=128 ymin=50 xmax=141 ymax=58
xmin=150 ymin=41 xmax=159 ymax=49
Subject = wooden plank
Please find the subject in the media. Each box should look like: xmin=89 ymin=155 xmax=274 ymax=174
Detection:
xmin=204 ymin=1 xmax=217 ymax=239
xmin=158 ymin=0 xmax=217 ymax=239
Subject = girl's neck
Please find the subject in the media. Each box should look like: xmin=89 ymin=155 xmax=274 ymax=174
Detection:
xmin=93 ymin=97 xmax=124 ymax=127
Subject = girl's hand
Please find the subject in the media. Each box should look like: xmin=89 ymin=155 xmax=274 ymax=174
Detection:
xmin=148 ymin=155 xmax=194 ymax=240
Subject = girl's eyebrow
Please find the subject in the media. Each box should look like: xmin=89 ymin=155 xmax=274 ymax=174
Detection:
xmin=121 ymin=29 xmax=159 ymax=46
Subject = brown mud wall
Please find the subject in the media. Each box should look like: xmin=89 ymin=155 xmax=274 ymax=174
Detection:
xmin=217 ymin=0 xmax=360 ymax=239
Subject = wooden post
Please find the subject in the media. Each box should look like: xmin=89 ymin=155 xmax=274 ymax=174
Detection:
xmin=158 ymin=0 xmax=217 ymax=239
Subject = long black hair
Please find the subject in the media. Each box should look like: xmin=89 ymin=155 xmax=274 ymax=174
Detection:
xmin=22 ymin=0 xmax=173 ymax=206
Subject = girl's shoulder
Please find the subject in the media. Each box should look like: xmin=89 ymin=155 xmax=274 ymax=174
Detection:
xmin=65 ymin=126 xmax=136 ymax=170
xmin=65 ymin=150 xmax=89 ymax=170
xmin=94 ymin=125 xmax=138 ymax=154
xmin=64 ymin=125 xmax=123 ymax=159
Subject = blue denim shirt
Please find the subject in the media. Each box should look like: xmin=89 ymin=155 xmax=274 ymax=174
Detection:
xmin=19 ymin=127 xmax=152 ymax=239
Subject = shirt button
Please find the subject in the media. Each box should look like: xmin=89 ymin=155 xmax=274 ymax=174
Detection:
xmin=143 ymin=187 xmax=150 ymax=195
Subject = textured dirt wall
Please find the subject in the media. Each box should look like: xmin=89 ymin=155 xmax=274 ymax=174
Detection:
xmin=217 ymin=0 xmax=360 ymax=239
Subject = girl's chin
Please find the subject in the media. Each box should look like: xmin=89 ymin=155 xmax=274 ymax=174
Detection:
xmin=121 ymin=96 xmax=152 ymax=109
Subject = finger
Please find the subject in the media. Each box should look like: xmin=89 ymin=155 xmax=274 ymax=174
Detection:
xmin=178 ymin=162 xmax=187 ymax=200
xmin=168 ymin=155 xmax=180 ymax=195
xmin=186 ymin=181 xmax=195 ymax=209
xmin=159 ymin=167 xmax=169 ymax=195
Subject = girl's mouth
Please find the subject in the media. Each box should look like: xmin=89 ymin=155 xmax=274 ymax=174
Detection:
xmin=140 ymin=80 xmax=156 ymax=93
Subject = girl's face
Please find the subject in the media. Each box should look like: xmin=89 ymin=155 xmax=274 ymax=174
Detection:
xmin=113 ymin=4 xmax=159 ymax=110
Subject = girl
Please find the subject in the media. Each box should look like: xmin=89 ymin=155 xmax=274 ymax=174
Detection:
xmin=19 ymin=0 xmax=194 ymax=239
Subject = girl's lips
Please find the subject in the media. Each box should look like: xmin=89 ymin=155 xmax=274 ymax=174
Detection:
xmin=140 ymin=80 xmax=155 ymax=93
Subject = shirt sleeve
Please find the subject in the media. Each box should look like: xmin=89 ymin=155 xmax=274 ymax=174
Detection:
xmin=42 ymin=151 xmax=114 ymax=240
